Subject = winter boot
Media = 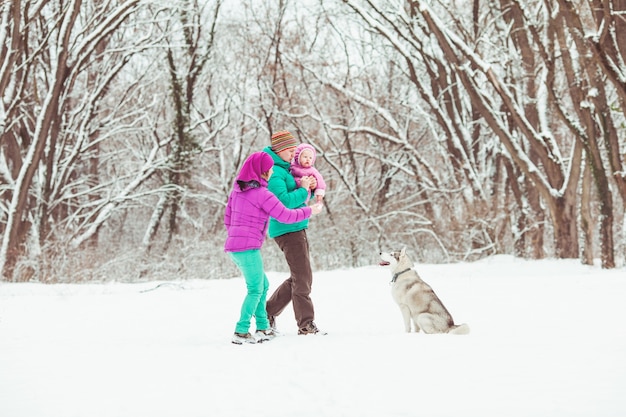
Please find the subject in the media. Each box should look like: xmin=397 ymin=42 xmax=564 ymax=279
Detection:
xmin=232 ymin=332 xmax=257 ymax=345
xmin=298 ymin=321 xmax=327 ymax=336
xmin=254 ymin=329 xmax=277 ymax=343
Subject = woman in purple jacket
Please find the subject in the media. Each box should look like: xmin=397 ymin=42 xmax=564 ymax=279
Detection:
xmin=224 ymin=152 xmax=323 ymax=345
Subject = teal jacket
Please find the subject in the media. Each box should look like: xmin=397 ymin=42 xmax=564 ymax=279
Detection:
xmin=263 ymin=146 xmax=310 ymax=238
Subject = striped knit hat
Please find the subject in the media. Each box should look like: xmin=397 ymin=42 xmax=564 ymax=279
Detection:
xmin=271 ymin=130 xmax=298 ymax=153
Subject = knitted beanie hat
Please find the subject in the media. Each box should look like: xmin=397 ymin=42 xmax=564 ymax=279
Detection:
xmin=271 ymin=130 xmax=298 ymax=153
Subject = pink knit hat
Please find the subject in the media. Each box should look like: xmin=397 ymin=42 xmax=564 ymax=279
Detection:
xmin=294 ymin=143 xmax=316 ymax=167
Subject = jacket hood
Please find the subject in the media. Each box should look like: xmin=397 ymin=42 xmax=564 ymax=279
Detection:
xmin=263 ymin=146 xmax=290 ymax=170
xmin=294 ymin=143 xmax=316 ymax=167
xmin=234 ymin=152 xmax=274 ymax=190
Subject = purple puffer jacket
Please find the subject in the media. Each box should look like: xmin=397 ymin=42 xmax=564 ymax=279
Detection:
xmin=224 ymin=152 xmax=312 ymax=252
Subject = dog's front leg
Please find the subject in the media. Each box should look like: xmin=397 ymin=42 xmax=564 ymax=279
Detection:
xmin=398 ymin=304 xmax=412 ymax=332
xmin=412 ymin=319 xmax=421 ymax=333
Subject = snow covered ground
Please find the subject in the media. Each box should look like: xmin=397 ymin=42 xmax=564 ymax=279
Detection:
xmin=1 ymin=255 xmax=624 ymax=417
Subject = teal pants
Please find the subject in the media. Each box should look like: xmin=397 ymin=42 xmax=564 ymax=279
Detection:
xmin=229 ymin=250 xmax=270 ymax=334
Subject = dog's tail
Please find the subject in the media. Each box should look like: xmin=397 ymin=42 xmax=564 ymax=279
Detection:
xmin=448 ymin=323 xmax=470 ymax=335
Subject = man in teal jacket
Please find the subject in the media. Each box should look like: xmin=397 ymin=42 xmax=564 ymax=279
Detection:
xmin=263 ymin=130 xmax=326 ymax=335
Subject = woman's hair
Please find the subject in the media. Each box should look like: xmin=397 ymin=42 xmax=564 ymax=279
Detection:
xmin=237 ymin=179 xmax=260 ymax=191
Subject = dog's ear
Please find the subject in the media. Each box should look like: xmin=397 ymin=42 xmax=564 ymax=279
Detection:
xmin=400 ymin=246 xmax=407 ymax=256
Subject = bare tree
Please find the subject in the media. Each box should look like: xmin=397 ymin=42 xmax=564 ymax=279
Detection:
xmin=3 ymin=0 xmax=624 ymax=281
xmin=333 ymin=0 xmax=625 ymax=267
xmin=141 ymin=0 xmax=222 ymax=253
xmin=0 ymin=0 xmax=159 ymax=280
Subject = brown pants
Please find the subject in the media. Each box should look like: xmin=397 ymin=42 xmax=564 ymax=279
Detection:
xmin=266 ymin=230 xmax=314 ymax=329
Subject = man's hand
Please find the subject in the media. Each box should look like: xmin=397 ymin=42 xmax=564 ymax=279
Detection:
xmin=300 ymin=176 xmax=312 ymax=190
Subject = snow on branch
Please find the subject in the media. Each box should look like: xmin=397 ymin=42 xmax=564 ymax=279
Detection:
xmin=69 ymin=140 xmax=168 ymax=249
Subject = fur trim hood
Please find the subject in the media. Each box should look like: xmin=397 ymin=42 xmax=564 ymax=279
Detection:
xmin=293 ymin=143 xmax=317 ymax=167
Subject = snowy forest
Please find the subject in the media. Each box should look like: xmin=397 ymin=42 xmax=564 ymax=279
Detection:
xmin=1 ymin=0 xmax=625 ymax=282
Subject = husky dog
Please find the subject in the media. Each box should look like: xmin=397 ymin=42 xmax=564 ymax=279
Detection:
xmin=379 ymin=247 xmax=470 ymax=335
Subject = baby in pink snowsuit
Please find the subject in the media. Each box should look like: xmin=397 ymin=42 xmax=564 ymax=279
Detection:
xmin=290 ymin=143 xmax=327 ymax=203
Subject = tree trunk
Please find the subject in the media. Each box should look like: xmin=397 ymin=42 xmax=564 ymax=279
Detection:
xmin=143 ymin=192 xmax=169 ymax=253
xmin=550 ymin=195 xmax=579 ymax=259
xmin=0 ymin=1 xmax=80 ymax=280
xmin=580 ymin=159 xmax=594 ymax=265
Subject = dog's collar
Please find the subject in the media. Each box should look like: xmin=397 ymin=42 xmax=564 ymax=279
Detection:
xmin=391 ymin=268 xmax=412 ymax=283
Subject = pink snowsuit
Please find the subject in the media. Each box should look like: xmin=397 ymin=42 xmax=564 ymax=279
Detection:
xmin=290 ymin=144 xmax=327 ymax=200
